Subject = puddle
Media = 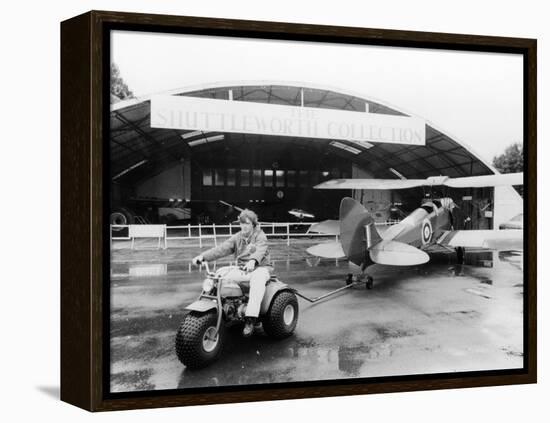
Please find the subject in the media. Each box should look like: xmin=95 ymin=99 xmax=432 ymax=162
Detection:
xmin=464 ymin=288 xmax=492 ymax=299
xmin=111 ymin=369 xmax=155 ymax=392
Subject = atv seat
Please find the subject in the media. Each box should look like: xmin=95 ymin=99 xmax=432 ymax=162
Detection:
xmin=235 ymin=275 xmax=279 ymax=294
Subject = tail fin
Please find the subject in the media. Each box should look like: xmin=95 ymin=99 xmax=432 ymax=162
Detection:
xmin=365 ymin=221 xmax=382 ymax=249
xmin=339 ymin=197 xmax=382 ymax=266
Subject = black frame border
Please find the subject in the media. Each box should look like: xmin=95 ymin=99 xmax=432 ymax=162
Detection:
xmin=60 ymin=10 xmax=537 ymax=411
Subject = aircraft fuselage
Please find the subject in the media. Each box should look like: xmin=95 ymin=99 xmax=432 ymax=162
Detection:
xmin=382 ymin=199 xmax=452 ymax=249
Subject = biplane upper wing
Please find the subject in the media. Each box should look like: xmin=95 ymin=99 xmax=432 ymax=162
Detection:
xmin=315 ymin=172 xmax=523 ymax=190
xmin=437 ymin=229 xmax=523 ymax=251
xmin=444 ymin=172 xmax=523 ymax=188
xmin=314 ymin=179 xmax=427 ymax=190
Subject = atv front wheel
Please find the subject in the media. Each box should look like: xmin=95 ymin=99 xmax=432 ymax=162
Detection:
xmin=263 ymin=291 xmax=299 ymax=339
xmin=175 ymin=312 xmax=223 ymax=369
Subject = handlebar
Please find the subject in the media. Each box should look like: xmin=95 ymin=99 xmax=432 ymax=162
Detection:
xmin=197 ymin=260 xmax=211 ymax=274
xmin=194 ymin=260 xmax=249 ymax=276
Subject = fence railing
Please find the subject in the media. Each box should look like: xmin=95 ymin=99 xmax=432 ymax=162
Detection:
xmin=166 ymin=222 xmax=340 ymax=247
xmin=110 ymin=220 xmax=400 ymax=249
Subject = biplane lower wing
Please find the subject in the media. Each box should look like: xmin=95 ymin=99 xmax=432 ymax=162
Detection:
xmin=437 ymin=229 xmax=523 ymax=251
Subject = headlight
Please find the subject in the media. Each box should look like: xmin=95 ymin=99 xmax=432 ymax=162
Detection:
xmin=202 ymin=278 xmax=215 ymax=294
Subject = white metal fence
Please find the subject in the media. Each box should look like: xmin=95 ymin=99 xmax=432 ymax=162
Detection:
xmin=111 ymin=222 xmax=336 ymax=249
xmin=110 ymin=220 xmax=399 ymax=249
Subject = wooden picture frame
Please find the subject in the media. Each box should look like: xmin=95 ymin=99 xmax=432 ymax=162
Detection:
xmin=61 ymin=10 xmax=536 ymax=411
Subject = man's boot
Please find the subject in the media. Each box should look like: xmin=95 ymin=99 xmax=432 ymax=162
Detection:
xmin=243 ymin=317 xmax=256 ymax=337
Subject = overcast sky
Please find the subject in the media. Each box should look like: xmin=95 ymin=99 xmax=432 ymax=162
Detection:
xmin=111 ymin=30 xmax=523 ymax=164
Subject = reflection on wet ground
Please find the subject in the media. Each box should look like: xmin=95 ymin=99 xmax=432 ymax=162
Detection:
xmin=110 ymin=240 xmax=524 ymax=393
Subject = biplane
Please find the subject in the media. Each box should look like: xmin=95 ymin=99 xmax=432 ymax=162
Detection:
xmin=307 ymin=172 xmax=523 ymax=288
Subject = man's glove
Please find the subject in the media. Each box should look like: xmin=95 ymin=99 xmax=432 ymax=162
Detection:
xmin=192 ymin=255 xmax=204 ymax=266
xmin=244 ymin=259 xmax=256 ymax=272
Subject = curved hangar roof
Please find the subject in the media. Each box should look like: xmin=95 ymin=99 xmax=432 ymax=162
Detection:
xmin=110 ymin=82 xmax=495 ymax=184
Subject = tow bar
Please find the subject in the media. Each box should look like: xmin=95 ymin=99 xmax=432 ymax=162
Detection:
xmin=293 ymin=275 xmax=365 ymax=303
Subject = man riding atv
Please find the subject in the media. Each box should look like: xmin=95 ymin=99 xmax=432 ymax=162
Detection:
xmin=192 ymin=209 xmax=271 ymax=337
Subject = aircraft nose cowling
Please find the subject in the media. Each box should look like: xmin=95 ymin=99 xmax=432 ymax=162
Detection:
xmin=339 ymin=197 xmax=375 ymax=266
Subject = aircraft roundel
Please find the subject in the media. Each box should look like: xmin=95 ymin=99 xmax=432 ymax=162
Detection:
xmin=421 ymin=218 xmax=433 ymax=245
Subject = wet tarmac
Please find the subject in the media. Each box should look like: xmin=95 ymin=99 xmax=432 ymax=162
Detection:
xmin=110 ymin=239 xmax=524 ymax=393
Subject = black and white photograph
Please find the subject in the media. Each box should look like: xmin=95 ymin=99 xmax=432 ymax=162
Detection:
xmin=108 ymin=29 xmax=526 ymax=394
xmin=5 ymin=0 xmax=549 ymax=419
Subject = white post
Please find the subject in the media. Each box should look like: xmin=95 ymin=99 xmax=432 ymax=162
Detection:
xmin=164 ymin=225 xmax=167 ymax=249
xmin=199 ymin=224 xmax=202 ymax=248
xmin=213 ymin=223 xmax=217 ymax=246
xmin=188 ymin=223 xmax=191 ymax=239
xmin=287 ymin=223 xmax=290 ymax=246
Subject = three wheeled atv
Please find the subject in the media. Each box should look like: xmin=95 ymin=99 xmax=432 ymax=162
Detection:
xmin=175 ymin=263 xmax=299 ymax=369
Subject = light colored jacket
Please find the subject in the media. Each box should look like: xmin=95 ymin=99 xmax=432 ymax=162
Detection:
xmin=201 ymin=226 xmax=271 ymax=266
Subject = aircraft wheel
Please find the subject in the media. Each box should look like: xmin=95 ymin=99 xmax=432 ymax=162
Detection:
xmin=456 ymin=247 xmax=465 ymax=265
xmin=110 ymin=207 xmax=135 ymax=232
xmin=366 ymin=276 xmax=374 ymax=290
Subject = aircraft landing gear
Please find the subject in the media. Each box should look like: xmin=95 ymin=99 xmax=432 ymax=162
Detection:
xmin=456 ymin=247 xmax=465 ymax=265
xmin=346 ymin=273 xmax=374 ymax=289
xmin=366 ymin=276 xmax=374 ymax=290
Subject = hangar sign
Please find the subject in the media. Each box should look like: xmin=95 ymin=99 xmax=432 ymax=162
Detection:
xmin=151 ymin=95 xmax=425 ymax=145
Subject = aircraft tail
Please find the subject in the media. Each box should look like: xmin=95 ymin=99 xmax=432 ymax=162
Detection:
xmin=339 ymin=197 xmax=382 ymax=266
xmin=339 ymin=198 xmax=429 ymax=266
xmin=308 ymin=198 xmax=389 ymax=265
xmin=306 ymin=241 xmax=346 ymax=258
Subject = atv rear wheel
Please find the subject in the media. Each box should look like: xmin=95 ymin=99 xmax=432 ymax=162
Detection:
xmin=175 ymin=312 xmax=223 ymax=369
xmin=262 ymin=291 xmax=298 ymax=339
xmin=366 ymin=276 xmax=374 ymax=290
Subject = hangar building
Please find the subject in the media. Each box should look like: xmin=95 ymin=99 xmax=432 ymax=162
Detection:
xmin=109 ymin=82 xmax=522 ymax=229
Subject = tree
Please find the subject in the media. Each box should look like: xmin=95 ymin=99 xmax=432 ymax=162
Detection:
xmin=492 ymin=142 xmax=523 ymax=174
xmin=110 ymin=63 xmax=134 ymax=103
xmin=493 ymin=142 xmax=523 ymax=196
